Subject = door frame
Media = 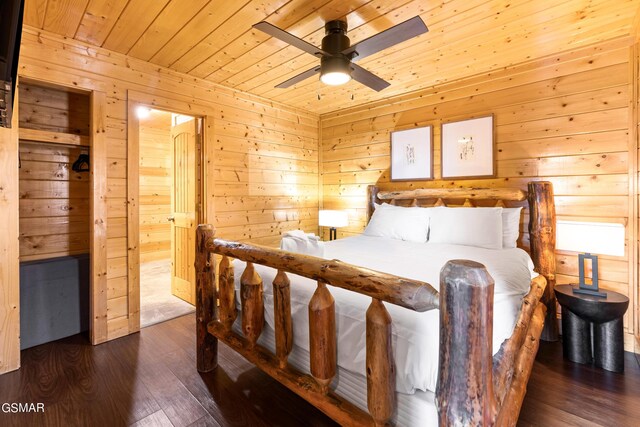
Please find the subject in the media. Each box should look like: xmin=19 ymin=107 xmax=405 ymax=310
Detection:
xmin=127 ymin=91 xmax=212 ymax=333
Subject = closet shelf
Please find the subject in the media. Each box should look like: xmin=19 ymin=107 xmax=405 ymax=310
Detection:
xmin=19 ymin=128 xmax=90 ymax=147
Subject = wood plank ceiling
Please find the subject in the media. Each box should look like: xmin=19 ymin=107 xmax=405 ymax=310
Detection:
xmin=23 ymin=0 xmax=640 ymax=114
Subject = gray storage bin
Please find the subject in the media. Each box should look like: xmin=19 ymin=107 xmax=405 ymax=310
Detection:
xmin=19 ymin=254 xmax=90 ymax=349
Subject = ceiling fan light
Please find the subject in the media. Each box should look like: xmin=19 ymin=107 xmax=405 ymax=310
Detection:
xmin=321 ymin=71 xmax=351 ymax=86
xmin=320 ymin=55 xmax=352 ymax=86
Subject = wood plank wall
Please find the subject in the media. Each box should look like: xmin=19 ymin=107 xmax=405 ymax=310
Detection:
xmin=19 ymin=84 xmax=90 ymax=135
xmin=19 ymin=142 xmax=90 ymax=260
xmin=139 ymin=111 xmax=172 ymax=263
xmin=18 ymin=83 xmax=91 ymax=262
xmin=320 ymin=36 xmax=637 ymax=351
xmin=212 ymin=100 xmax=319 ymax=247
xmin=9 ymin=27 xmax=319 ymax=347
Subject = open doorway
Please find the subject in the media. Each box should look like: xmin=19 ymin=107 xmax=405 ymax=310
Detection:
xmin=137 ymin=107 xmax=201 ymax=328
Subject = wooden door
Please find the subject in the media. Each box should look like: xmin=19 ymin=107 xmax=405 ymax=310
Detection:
xmin=170 ymin=118 xmax=198 ymax=305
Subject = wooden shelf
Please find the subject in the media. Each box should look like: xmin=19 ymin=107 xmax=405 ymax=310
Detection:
xmin=19 ymin=127 xmax=90 ymax=147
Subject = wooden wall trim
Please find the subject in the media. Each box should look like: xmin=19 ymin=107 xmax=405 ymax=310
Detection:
xmin=317 ymin=118 xmax=323 ymax=236
xmin=632 ymin=3 xmax=640 ymax=42
xmin=632 ymin=43 xmax=640 ymax=340
xmin=204 ymin=115 xmax=215 ymax=224
xmin=0 ymin=85 xmax=20 ymax=373
xmin=90 ymin=90 xmax=109 ymax=345
xmin=126 ymin=99 xmax=141 ymax=334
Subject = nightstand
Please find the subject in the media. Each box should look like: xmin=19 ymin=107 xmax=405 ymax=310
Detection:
xmin=555 ymin=284 xmax=629 ymax=372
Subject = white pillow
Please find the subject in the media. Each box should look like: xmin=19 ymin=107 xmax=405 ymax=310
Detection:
xmin=374 ymin=202 xmax=405 ymax=210
xmin=502 ymin=207 xmax=522 ymax=248
xmin=429 ymin=207 xmax=503 ymax=249
xmin=364 ymin=204 xmax=430 ymax=242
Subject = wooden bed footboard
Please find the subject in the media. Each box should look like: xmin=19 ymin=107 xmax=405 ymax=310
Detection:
xmin=195 ymin=181 xmax=556 ymax=426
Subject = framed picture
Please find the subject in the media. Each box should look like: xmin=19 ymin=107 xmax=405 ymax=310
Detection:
xmin=441 ymin=115 xmax=495 ymax=179
xmin=390 ymin=125 xmax=433 ymax=181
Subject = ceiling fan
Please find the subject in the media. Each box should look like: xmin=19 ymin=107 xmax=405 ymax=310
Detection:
xmin=252 ymin=16 xmax=428 ymax=92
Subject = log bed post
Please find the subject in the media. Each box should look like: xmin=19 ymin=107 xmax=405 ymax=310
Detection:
xmin=366 ymin=185 xmax=379 ymax=223
xmin=241 ymin=262 xmax=264 ymax=348
xmin=309 ymin=281 xmax=337 ymax=394
xmin=435 ymin=259 xmax=497 ymax=425
xmin=366 ymin=299 xmax=395 ymax=426
xmin=195 ymin=224 xmax=218 ymax=372
xmin=528 ymin=181 xmax=558 ymax=341
xmin=218 ymin=255 xmax=237 ymax=330
xmin=273 ymin=270 xmax=293 ymax=369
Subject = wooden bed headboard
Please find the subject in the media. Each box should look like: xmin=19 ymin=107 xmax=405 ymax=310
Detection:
xmin=366 ymin=181 xmax=558 ymax=341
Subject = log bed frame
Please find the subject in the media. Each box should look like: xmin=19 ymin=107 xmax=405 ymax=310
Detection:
xmin=195 ymin=181 xmax=556 ymax=426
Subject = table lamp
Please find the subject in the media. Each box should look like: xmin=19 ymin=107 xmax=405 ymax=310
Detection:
xmin=319 ymin=210 xmax=348 ymax=241
xmin=556 ymin=220 xmax=625 ymax=298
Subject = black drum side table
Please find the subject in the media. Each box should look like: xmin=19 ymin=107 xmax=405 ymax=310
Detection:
xmin=555 ymin=284 xmax=629 ymax=372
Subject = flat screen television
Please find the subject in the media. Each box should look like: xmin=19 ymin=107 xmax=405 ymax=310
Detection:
xmin=0 ymin=0 xmax=24 ymax=128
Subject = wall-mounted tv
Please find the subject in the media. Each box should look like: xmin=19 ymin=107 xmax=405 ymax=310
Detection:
xmin=0 ymin=0 xmax=24 ymax=128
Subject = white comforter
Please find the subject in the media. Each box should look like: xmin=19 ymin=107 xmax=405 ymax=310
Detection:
xmin=232 ymin=235 xmax=534 ymax=394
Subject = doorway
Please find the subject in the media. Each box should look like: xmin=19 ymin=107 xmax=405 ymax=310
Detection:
xmin=136 ymin=107 xmax=202 ymax=328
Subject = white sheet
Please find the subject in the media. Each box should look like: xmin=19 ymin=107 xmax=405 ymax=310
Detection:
xmin=231 ymin=235 xmax=534 ymax=421
xmin=234 ymin=319 xmax=438 ymax=426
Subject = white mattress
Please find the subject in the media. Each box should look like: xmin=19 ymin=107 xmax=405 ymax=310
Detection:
xmin=230 ymin=235 xmax=534 ymax=425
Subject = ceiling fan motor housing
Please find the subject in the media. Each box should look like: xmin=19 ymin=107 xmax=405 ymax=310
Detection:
xmin=322 ymin=20 xmax=350 ymax=54
xmin=321 ymin=20 xmax=352 ymax=80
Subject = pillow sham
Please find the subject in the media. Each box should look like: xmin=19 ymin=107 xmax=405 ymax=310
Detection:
xmin=429 ymin=206 xmax=503 ymax=249
xmin=502 ymin=207 xmax=522 ymax=248
xmin=364 ymin=203 xmax=430 ymax=242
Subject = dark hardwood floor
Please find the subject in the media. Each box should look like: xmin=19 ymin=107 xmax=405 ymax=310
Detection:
xmin=0 ymin=314 xmax=638 ymax=426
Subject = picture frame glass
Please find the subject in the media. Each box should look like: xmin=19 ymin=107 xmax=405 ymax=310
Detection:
xmin=442 ymin=116 xmax=494 ymax=178
xmin=391 ymin=126 xmax=432 ymax=180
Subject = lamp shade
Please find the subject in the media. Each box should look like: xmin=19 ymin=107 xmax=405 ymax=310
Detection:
xmin=319 ymin=210 xmax=349 ymax=228
xmin=556 ymin=220 xmax=624 ymax=256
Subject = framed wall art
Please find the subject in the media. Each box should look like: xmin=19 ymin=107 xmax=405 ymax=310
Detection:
xmin=390 ymin=125 xmax=433 ymax=181
xmin=441 ymin=115 xmax=495 ymax=179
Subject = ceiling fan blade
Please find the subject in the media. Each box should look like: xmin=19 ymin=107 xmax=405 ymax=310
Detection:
xmin=253 ymin=21 xmax=327 ymax=57
xmin=342 ymin=16 xmax=428 ymax=61
xmin=275 ymin=66 xmax=321 ymax=88
xmin=350 ymin=63 xmax=390 ymax=92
